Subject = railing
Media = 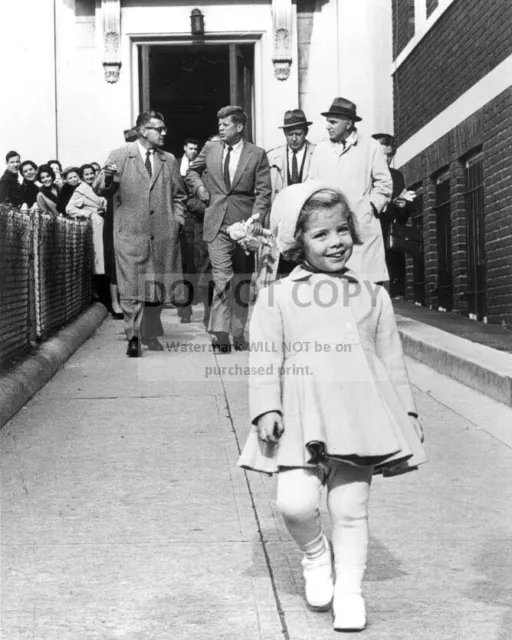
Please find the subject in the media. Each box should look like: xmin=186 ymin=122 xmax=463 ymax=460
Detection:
xmin=0 ymin=204 xmax=93 ymax=368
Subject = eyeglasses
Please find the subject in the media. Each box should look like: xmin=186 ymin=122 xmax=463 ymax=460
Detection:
xmin=145 ymin=126 xmax=167 ymax=134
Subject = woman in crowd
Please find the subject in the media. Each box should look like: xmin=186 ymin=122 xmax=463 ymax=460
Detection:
xmin=57 ymin=166 xmax=80 ymax=214
xmin=35 ymin=164 xmax=60 ymax=215
xmin=102 ymin=186 xmax=123 ymax=318
xmin=48 ymin=160 xmax=64 ymax=189
xmin=19 ymin=160 xmax=40 ymax=207
xmin=66 ymin=164 xmax=106 ymax=277
xmin=90 ymin=162 xmax=101 ymax=178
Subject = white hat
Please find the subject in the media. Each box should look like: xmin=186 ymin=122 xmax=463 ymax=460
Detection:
xmin=273 ymin=181 xmax=342 ymax=254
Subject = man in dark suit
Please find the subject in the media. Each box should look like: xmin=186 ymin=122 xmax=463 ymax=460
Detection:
xmin=186 ymin=105 xmax=271 ymax=352
xmin=177 ymin=137 xmax=200 ymax=324
xmin=0 ymin=151 xmax=21 ymax=206
xmin=372 ymin=133 xmax=416 ymax=297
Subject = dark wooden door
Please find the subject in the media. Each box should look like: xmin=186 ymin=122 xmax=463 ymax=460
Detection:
xmin=464 ymin=154 xmax=486 ymax=320
xmin=229 ymin=44 xmax=254 ymax=142
xmin=434 ymin=176 xmax=453 ymax=311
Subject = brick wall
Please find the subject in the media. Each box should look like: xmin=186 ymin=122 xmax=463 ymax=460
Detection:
xmin=393 ymin=0 xmax=512 ymax=144
xmin=400 ymin=88 xmax=512 ymax=325
xmin=392 ymin=0 xmax=415 ymax=58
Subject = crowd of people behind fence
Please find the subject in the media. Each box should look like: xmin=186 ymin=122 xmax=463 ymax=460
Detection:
xmin=0 ymin=134 xmax=204 ymax=319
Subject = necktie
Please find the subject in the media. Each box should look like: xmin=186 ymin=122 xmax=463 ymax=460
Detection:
xmin=145 ymin=150 xmax=152 ymax=178
xmin=224 ymin=145 xmax=233 ymax=190
xmin=291 ymin=151 xmax=299 ymax=184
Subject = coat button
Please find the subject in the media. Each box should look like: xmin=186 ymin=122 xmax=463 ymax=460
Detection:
xmin=150 ymin=209 xmax=154 ymax=215
xmin=150 ymin=235 xmax=154 ymax=241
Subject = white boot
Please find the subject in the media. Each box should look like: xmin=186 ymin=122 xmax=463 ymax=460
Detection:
xmin=301 ymin=538 xmax=334 ymax=611
xmin=333 ymin=591 xmax=366 ymax=632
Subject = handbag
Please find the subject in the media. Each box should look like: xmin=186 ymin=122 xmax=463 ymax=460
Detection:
xmin=388 ymin=222 xmax=423 ymax=257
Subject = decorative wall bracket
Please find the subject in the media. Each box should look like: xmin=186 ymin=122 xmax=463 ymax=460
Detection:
xmin=272 ymin=0 xmax=293 ymax=80
xmin=102 ymin=0 xmax=122 ymax=83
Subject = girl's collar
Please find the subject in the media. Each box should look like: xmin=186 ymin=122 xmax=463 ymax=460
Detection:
xmin=288 ymin=262 xmax=360 ymax=283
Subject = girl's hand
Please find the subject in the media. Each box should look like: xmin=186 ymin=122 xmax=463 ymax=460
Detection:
xmin=256 ymin=411 xmax=284 ymax=445
xmin=409 ymin=415 xmax=424 ymax=443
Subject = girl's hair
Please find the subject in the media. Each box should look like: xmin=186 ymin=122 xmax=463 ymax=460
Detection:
xmin=36 ymin=164 xmax=56 ymax=182
xmin=20 ymin=160 xmax=38 ymax=175
xmin=62 ymin=166 xmax=80 ymax=179
xmin=47 ymin=159 xmax=62 ymax=172
xmin=79 ymin=163 xmax=95 ymax=179
xmin=282 ymin=189 xmax=362 ymax=264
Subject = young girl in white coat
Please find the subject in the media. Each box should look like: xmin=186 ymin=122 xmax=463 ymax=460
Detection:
xmin=238 ymin=181 xmax=426 ymax=632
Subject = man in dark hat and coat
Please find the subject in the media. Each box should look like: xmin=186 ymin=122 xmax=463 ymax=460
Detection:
xmin=261 ymin=109 xmax=316 ymax=281
xmin=310 ymin=97 xmax=392 ymax=284
xmin=267 ymin=109 xmax=316 ymax=202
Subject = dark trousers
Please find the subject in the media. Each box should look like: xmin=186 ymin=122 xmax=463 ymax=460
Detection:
xmin=178 ymin=217 xmax=196 ymax=320
xmin=121 ymin=299 xmax=164 ymax=342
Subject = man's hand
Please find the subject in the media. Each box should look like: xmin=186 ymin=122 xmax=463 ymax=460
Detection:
xmin=251 ymin=220 xmax=263 ymax=236
xmin=197 ymin=186 xmax=210 ymax=204
xmin=102 ymin=163 xmax=118 ymax=177
xmin=256 ymin=411 xmax=284 ymax=445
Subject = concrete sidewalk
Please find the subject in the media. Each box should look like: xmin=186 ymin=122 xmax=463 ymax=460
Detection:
xmin=2 ymin=308 xmax=512 ymax=639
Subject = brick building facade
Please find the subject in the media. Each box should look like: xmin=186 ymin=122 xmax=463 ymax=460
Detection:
xmin=392 ymin=0 xmax=512 ymax=325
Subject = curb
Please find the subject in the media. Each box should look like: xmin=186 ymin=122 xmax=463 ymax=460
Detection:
xmin=0 ymin=303 xmax=108 ymax=428
xmin=396 ymin=314 xmax=512 ymax=407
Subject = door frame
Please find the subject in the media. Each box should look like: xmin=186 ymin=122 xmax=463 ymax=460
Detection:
xmin=130 ymin=34 xmax=263 ymax=144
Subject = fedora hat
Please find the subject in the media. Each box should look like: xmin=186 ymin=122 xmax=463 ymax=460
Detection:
xmin=321 ymin=97 xmax=362 ymax=122
xmin=279 ymin=109 xmax=313 ymax=130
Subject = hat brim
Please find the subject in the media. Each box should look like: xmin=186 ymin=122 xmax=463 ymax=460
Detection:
xmin=320 ymin=111 xmax=362 ymax=122
xmin=279 ymin=121 xmax=313 ymax=129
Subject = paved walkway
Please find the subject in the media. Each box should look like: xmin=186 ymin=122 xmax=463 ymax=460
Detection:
xmin=2 ymin=308 xmax=512 ymax=639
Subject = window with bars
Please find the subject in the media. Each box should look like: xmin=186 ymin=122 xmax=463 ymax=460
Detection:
xmin=464 ymin=152 xmax=486 ymax=321
xmin=410 ymin=184 xmax=425 ymax=304
xmin=434 ymin=172 xmax=453 ymax=311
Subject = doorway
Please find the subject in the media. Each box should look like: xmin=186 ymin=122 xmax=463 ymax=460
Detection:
xmin=139 ymin=43 xmax=254 ymax=157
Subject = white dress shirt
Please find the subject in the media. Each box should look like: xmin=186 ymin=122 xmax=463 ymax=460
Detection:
xmin=180 ymin=155 xmax=189 ymax=177
xmin=287 ymin=144 xmax=307 ymax=179
xmin=222 ymin=138 xmax=244 ymax=184
xmin=137 ymin=141 xmax=154 ymax=173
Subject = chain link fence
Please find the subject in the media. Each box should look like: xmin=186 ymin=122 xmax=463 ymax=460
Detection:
xmin=0 ymin=205 xmax=93 ymax=367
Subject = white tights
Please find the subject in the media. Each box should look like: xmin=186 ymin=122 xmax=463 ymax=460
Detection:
xmin=276 ymin=463 xmax=373 ymax=595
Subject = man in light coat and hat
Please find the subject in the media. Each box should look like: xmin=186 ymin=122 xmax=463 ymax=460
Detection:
xmin=94 ymin=109 xmax=187 ymax=357
xmin=309 ymin=97 xmax=392 ymax=284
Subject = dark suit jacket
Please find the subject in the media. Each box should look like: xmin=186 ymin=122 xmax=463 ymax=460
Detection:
xmin=380 ymin=167 xmax=411 ymax=244
xmin=185 ymin=139 xmax=271 ymax=243
xmin=0 ymin=170 xmax=21 ymax=206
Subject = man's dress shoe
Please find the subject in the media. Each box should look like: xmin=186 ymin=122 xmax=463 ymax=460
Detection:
xmin=211 ymin=332 xmax=231 ymax=354
xmin=146 ymin=338 xmax=164 ymax=351
xmin=126 ymin=337 xmax=142 ymax=357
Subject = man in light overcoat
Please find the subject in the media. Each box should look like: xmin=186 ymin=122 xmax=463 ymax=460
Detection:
xmin=309 ymin=97 xmax=392 ymax=284
xmin=186 ymin=105 xmax=271 ymax=353
xmin=94 ymin=110 xmax=187 ymax=357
